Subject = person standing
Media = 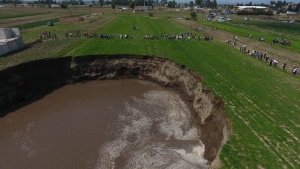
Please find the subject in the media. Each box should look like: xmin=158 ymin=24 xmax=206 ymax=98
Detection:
xmin=292 ymin=66 xmax=298 ymax=75
xmin=283 ymin=62 xmax=287 ymax=70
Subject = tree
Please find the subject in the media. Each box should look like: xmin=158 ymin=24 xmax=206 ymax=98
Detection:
xmin=276 ymin=1 xmax=282 ymax=9
xmin=189 ymin=1 xmax=193 ymax=7
xmin=296 ymin=3 xmax=300 ymax=11
xmin=130 ymin=2 xmax=135 ymax=9
xmin=210 ymin=0 xmax=217 ymax=8
xmin=60 ymin=3 xmax=68 ymax=8
xmin=190 ymin=11 xmax=197 ymax=20
xmin=105 ymin=0 xmax=110 ymax=5
xmin=167 ymin=0 xmax=176 ymax=8
xmin=246 ymin=1 xmax=252 ymax=6
xmin=283 ymin=1 xmax=286 ymax=6
xmin=288 ymin=4 xmax=292 ymax=11
xmin=79 ymin=0 xmax=84 ymax=5
xmin=98 ymin=0 xmax=104 ymax=6
xmin=195 ymin=0 xmax=202 ymax=7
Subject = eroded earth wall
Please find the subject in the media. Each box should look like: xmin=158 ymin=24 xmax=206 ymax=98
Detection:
xmin=0 ymin=54 xmax=232 ymax=168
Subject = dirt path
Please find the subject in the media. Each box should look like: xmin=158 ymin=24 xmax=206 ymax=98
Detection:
xmin=176 ymin=20 xmax=300 ymax=70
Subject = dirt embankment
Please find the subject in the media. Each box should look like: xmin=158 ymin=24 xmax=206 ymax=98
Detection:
xmin=0 ymin=55 xmax=232 ymax=168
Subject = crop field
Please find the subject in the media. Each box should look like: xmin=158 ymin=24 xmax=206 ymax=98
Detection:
xmin=1 ymin=7 xmax=300 ymax=169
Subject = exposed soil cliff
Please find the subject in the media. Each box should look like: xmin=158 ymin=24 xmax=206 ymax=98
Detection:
xmin=0 ymin=54 xmax=232 ymax=168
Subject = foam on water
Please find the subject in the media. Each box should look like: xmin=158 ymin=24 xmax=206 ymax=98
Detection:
xmin=95 ymin=90 xmax=208 ymax=169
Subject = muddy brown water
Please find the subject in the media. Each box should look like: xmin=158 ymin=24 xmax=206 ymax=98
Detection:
xmin=0 ymin=79 xmax=208 ymax=169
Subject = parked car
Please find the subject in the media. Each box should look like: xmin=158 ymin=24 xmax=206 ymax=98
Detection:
xmin=289 ymin=20 xmax=295 ymax=24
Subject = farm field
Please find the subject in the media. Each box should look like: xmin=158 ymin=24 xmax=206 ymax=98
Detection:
xmin=1 ymin=8 xmax=300 ymax=169
xmin=198 ymin=17 xmax=300 ymax=54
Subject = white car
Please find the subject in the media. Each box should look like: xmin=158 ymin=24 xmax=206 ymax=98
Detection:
xmin=217 ymin=19 xmax=225 ymax=22
xmin=289 ymin=20 xmax=295 ymax=24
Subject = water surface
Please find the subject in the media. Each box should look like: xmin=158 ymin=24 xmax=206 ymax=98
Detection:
xmin=0 ymin=79 xmax=208 ymax=169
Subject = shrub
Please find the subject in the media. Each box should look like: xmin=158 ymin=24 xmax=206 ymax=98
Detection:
xmin=60 ymin=3 xmax=68 ymax=9
xmin=149 ymin=12 xmax=154 ymax=17
xmin=190 ymin=11 xmax=197 ymax=20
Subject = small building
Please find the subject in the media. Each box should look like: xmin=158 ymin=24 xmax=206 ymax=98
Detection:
xmin=0 ymin=28 xmax=24 ymax=56
xmin=20 ymin=3 xmax=29 ymax=7
xmin=50 ymin=4 xmax=61 ymax=8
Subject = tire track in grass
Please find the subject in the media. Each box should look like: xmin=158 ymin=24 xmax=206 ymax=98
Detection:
xmin=237 ymin=94 xmax=299 ymax=168
xmin=234 ymin=111 xmax=294 ymax=168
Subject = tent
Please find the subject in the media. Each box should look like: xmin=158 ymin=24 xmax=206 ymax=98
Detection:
xmin=47 ymin=22 xmax=54 ymax=26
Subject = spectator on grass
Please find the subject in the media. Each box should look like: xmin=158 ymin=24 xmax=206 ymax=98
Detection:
xmin=292 ymin=66 xmax=298 ymax=75
xmin=274 ymin=59 xmax=278 ymax=67
xmin=269 ymin=58 xmax=273 ymax=66
xmin=283 ymin=62 xmax=287 ymax=70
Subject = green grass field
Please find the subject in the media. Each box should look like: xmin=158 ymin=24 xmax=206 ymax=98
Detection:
xmin=1 ymin=10 xmax=300 ymax=169
xmin=199 ymin=17 xmax=300 ymax=53
xmin=10 ymin=18 xmax=60 ymax=31
xmin=0 ymin=12 xmax=48 ymax=20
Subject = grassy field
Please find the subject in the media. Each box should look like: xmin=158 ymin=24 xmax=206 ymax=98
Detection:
xmin=1 ymin=9 xmax=300 ymax=169
xmin=10 ymin=18 xmax=60 ymax=31
xmin=0 ymin=12 xmax=48 ymax=20
xmin=0 ymin=14 xmax=116 ymax=68
xmin=198 ymin=18 xmax=300 ymax=53
xmin=58 ymin=14 xmax=300 ymax=169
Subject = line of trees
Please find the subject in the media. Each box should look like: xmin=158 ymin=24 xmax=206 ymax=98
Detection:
xmin=194 ymin=0 xmax=217 ymax=8
xmin=1 ymin=0 xmax=23 ymax=4
xmin=237 ymin=9 xmax=274 ymax=15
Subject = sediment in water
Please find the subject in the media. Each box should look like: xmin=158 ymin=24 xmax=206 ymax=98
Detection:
xmin=0 ymin=54 xmax=232 ymax=168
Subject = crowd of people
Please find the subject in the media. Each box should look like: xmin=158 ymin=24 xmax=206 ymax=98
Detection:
xmin=272 ymin=37 xmax=291 ymax=46
xmin=39 ymin=29 xmax=215 ymax=42
xmin=223 ymin=33 xmax=298 ymax=76
xmin=162 ymin=32 xmax=212 ymax=41
xmin=237 ymin=42 xmax=297 ymax=75
xmin=39 ymin=31 xmax=57 ymax=40
xmin=38 ymin=29 xmax=297 ymax=76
